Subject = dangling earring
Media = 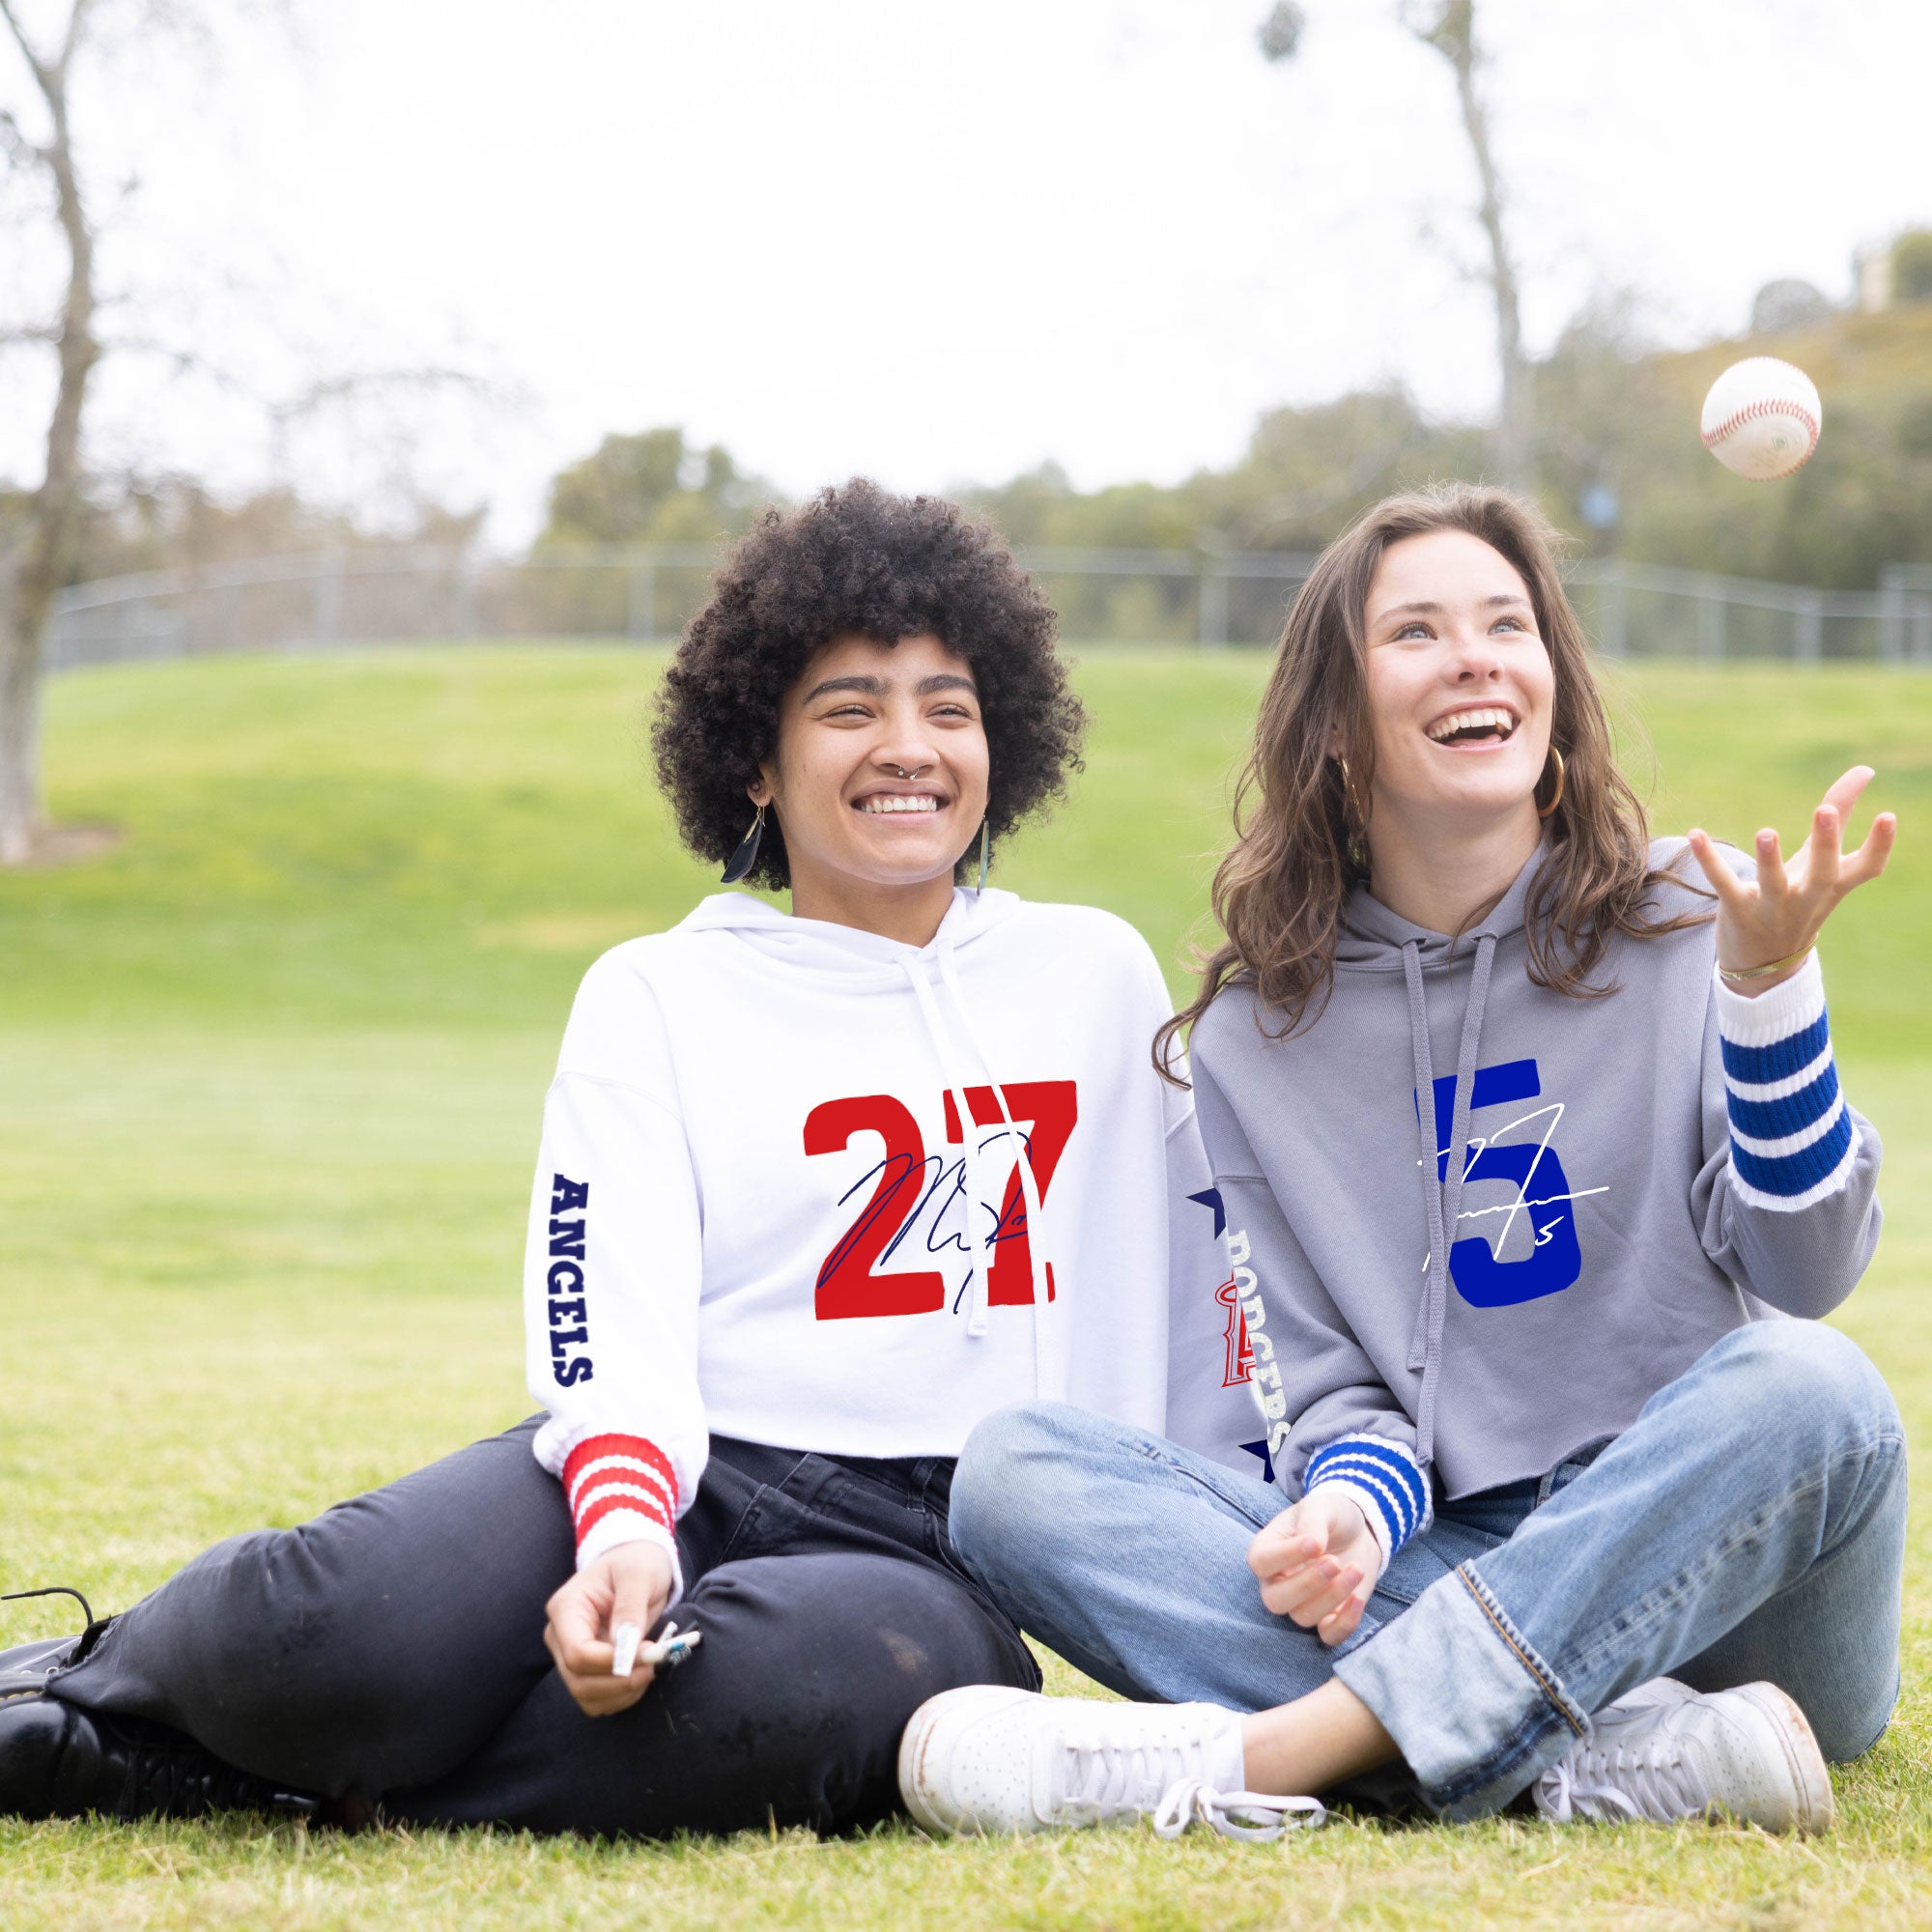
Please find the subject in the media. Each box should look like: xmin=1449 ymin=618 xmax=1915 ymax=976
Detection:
xmin=1537 ymin=746 xmax=1567 ymax=821
xmin=720 ymin=803 xmax=766 ymax=884
xmin=976 ymin=818 xmax=990 ymax=892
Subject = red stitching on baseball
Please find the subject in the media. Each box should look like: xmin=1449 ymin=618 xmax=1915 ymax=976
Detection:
xmin=1703 ymin=395 xmax=1819 ymax=450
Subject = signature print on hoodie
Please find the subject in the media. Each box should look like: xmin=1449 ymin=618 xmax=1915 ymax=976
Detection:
xmin=1418 ymin=1058 xmax=1593 ymax=1308
xmin=805 ymin=1080 xmax=1078 ymax=1320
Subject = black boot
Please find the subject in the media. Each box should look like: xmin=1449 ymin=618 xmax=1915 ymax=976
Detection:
xmin=2 ymin=1587 xmax=111 ymax=1705
xmin=3 ymin=1592 xmax=320 ymax=1824
xmin=0 ymin=1693 xmax=323 ymax=1823
xmin=0 ymin=1634 xmax=88 ymax=1705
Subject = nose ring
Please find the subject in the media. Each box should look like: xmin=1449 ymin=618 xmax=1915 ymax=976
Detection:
xmin=889 ymin=764 xmax=930 ymax=781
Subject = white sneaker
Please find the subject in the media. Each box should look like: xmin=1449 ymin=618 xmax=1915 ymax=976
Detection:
xmin=1599 ymin=1675 xmax=1698 ymax=1717
xmin=1535 ymin=1680 xmax=1833 ymax=1833
xmin=897 ymin=1686 xmax=1325 ymax=1840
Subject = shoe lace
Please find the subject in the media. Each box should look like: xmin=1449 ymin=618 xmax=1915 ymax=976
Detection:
xmin=2 ymin=1583 xmax=110 ymax=1686
xmin=1151 ymin=1777 xmax=1326 ymax=1843
xmin=1054 ymin=1719 xmax=1216 ymax=1826
xmin=1052 ymin=1721 xmax=1324 ymax=1840
xmin=1540 ymin=1726 xmax=1703 ymax=1825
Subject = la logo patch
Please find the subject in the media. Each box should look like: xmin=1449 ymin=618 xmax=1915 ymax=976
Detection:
xmin=1215 ymin=1276 xmax=1254 ymax=1389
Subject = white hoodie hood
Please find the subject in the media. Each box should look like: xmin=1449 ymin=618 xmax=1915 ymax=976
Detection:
xmin=525 ymin=889 xmax=1255 ymax=1591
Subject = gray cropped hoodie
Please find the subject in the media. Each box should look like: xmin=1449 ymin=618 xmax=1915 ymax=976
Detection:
xmin=1188 ymin=838 xmax=1882 ymax=1571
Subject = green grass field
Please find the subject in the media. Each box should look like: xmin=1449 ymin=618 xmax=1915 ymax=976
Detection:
xmin=1 ymin=645 xmax=1929 ymax=1930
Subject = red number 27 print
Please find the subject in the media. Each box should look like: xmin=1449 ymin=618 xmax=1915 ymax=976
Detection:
xmin=802 ymin=1082 xmax=1078 ymax=1321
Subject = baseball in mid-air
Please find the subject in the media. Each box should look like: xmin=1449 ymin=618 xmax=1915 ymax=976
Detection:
xmin=1699 ymin=356 xmax=1822 ymax=480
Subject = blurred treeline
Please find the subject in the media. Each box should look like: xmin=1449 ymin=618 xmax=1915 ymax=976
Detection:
xmin=0 ymin=475 xmax=487 ymax=584
xmin=961 ymin=300 xmax=1932 ymax=593
xmin=533 ymin=298 xmax=1932 ymax=600
xmin=14 ymin=294 xmax=1932 ymax=603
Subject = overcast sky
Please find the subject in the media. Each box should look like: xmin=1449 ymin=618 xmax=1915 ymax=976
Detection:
xmin=1 ymin=0 xmax=1926 ymax=542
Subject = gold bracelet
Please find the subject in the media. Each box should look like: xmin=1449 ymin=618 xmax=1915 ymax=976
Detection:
xmin=1719 ymin=944 xmax=1814 ymax=984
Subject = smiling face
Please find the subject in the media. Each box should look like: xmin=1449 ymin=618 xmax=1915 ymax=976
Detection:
xmin=1357 ymin=527 xmax=1555 ymax=843
xmin=755 ymin=631 xmax=990 ymax=908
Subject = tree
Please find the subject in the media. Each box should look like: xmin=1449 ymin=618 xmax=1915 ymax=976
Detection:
xmin=536 ymin=428 xmax=769 ymax=549
xmin=1259 ymin=0 xmax=1532 ymax=489
xmin=1893 ymin=230 xmax=1932 ymax=307
xmin=0 ymin=0 xmax=99 ymax=863
xmin=0 ymin=1 xmax=474 ymax=865
xmin=1750 ymin=279 xmax=1834 ymax=336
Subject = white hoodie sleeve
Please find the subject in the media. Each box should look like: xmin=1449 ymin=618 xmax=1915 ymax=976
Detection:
xmin=526 ymin=951 xmax=707 ymax=1602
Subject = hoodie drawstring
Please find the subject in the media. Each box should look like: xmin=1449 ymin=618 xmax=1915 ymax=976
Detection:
xmin=901 ymin=956 xmax=994 ymax=1337
xmin=937 ymin=944 xmax=1047 ymax=1394
xmin=1401 ymin=930 xmax=1497 ymax=1474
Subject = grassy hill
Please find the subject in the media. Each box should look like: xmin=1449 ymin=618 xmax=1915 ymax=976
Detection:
xmin=1 ymin=645 xmax=1929 ymax=1930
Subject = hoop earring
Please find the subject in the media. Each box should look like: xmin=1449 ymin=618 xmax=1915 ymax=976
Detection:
xmin=1537 ymin=746 xmax=1567 ymax=821
xmin=1334 ymin=754 xmax=1373 ymax=871
xmin=1335 ymin=755 xmax=1363 ymax=830
xmin=720 ymin=803 xmax=766 ymax=884
xmin=977 ymin=818 xmax=990 ymax=892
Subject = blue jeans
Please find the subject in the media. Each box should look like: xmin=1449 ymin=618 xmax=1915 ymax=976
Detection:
xmin=949 ymin=1321 xmax=1906 ymax=1819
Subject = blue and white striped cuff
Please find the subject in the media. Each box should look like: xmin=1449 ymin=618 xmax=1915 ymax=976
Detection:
xmin=1717 ymin=952 xmax=1858 ymax=1212
xmin=1304 ymin=1435 xmax=1433 ymax=1578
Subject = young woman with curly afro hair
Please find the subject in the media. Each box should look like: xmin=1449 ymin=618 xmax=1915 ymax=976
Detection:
xmin=2 ymin=479 xmax=1259 ymax=1841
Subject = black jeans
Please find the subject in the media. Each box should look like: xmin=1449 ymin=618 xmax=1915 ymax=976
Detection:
xmin=50 ymin=1420 xmax=1038 ymax=1836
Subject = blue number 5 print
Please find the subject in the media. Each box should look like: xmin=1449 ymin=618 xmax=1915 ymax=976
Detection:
xmin=1419 ymin=1059 xmax=1582 ymax=1308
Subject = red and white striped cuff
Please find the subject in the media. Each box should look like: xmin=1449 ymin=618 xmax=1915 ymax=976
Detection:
xmin=560 ymin=1434 xmax=683 ymax=1585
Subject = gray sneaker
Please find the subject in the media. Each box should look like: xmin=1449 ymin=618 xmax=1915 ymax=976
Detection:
xmin=1535 ymin=1680 xmax=1833 ymax=1833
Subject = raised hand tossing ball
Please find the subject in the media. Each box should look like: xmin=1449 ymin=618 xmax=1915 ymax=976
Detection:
xmin=1700 ymin=356 xmax=1822 ymax=479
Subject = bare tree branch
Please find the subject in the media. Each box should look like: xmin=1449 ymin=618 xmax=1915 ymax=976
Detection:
xmin=0 ymin=0 xmax=57 ymax=99
xmin=96 ymin=329 xmax=260 ymax=391
xmin=0 ymin=105 xmax=46 ymax=167
xmin=57 ymin=0 xmax=101 ymax=79
xmin=1398 ymin=0 xmax=1529 ymax=486
xmin=1261 ymin=0 xmax=1534 ymax=490
xmin=270 ymin=366 xmax=496 ymax=423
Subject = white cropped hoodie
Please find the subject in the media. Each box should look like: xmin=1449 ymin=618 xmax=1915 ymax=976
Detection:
xmin=523 ymin=888 xmax=1258 ymax=1596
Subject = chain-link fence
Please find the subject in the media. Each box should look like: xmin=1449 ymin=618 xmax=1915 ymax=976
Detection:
xmin=43 ymin=543 xmax=1932 ymax=669
xmin=1569 ymin=559 xmax=1932 ymax=665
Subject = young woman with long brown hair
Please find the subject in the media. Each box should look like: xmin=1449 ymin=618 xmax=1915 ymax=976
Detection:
xmin=899 ymin=484 xmax=1904 ymax=1842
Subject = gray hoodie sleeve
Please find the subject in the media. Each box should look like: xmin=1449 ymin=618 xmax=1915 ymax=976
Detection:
xmin=1692 ymin=952 xmax=1882 ymax=1317
xmin=1194 ymin=1052 xmax=1433 ymax=1566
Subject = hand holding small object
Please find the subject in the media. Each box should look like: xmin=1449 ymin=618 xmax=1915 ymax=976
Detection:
xmin=544 ymin=1541 xmax=676 ymax=1717
xmin=611 ymin=1618 xmax=701 ymax=1678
